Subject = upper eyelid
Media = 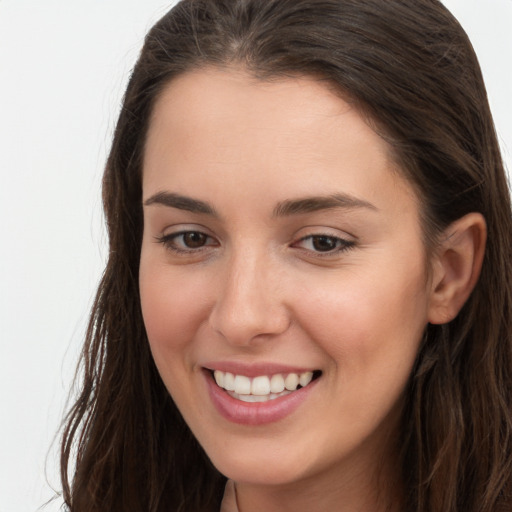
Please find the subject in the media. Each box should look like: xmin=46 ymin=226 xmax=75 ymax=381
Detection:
xmin=157 ymin=230 xmax=216 ymax=242
xmin=156 ymin=224 xmax=220 ymax=244
xmin=297 ymin=233 xmax=350 ymax=242
xmin=293 ymin=225 xmax=357 ymax=242
xmin=155 ymin=232 xmax=354 ymax=260
xmin=294 ymin=233 xmax=355 ymax=247
xmin=153 ymin=225 xmax=356 ymax=248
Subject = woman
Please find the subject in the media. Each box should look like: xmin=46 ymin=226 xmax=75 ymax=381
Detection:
xmin=60 ymin=0 xmax=512 ymax=511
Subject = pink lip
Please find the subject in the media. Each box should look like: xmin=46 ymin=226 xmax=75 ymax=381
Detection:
xmin=202 ymin=361 xmax=317 ymax=378
xmin=203 ymin=369 xmax=319 ymax=426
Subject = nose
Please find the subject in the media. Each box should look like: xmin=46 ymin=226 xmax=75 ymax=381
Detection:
xmin=208 ymin=248 xmax=291 ymax=346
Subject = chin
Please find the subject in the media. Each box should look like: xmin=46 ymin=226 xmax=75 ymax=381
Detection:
xmin=214 ymin=456 xmax=306 ymax=486
xmin=200 ymin=434 xmax=322 ymax=487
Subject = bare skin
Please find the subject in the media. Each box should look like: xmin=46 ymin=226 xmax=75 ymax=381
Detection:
xmin=139 ymin=67 xmax=486 ymax=512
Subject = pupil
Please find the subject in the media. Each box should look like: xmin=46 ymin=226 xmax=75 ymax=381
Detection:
xmin=312 ymin=236 xmax=336 ymax=252
xmin=184 ymin=232 xmax=206 ymax=248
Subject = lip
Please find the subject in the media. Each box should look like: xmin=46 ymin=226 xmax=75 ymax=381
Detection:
xmin=203 ymin=368 xmax=319 ymax=425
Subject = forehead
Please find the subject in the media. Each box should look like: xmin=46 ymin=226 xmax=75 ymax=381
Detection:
xmin=142 ymin=67 xmax=418 ymax=218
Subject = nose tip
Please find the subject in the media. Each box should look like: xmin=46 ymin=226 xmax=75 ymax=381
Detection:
xmin=208 ymin=262 xmax=290 ymax=346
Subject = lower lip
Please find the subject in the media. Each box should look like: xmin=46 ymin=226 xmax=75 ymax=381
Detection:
xmin=204 ymin=370 xmax=319 ymax=425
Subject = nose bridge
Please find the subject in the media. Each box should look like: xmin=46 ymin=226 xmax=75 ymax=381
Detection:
xmin=209 ymin=243 xmax=289 ymax=345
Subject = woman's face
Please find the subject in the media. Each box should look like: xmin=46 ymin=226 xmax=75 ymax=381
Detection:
xmin=140 ymin=68 xmax=433 ymax=487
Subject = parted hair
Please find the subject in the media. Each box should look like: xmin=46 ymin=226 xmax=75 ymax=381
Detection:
xmin=60 ymin=1 xmax=512 ymax=511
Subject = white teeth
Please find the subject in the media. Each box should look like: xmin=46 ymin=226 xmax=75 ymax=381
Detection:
xmin=251 ymin=375 xmax=271 ymax=395
xmin=224 ymin=372 xmax=235 ymax=391
xmin=233 ymin=375 xmax=251 ymax=395
xmin=270 ymin=373 xmax=285 ymax=393
xmin=213 ymin=370 xmax=224 ymax=388
xmin=212 ymin=369 xmax=318 ymax=399
xmin=299 ymin=371 xmax=313 ymax=387
xmin=284 ymin=373 xmax=299 ymax=391
xmin=234 ymin=390 xmax=291 ymax=402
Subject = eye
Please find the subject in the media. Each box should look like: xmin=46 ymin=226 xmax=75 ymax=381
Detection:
xmin=294 ymin=234 xmax=355 ymax=254
xmin=178 ymin=231 xmax=209 ymax=248
xmin=155 ymin=230 xmax=217 ymax=253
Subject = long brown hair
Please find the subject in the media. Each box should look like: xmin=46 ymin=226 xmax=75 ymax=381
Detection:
xmin=60 ymin=1 xmax=512 ymax=510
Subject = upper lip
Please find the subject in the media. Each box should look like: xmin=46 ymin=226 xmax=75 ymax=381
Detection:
xmin=202 ymin=361 xmax=319 ymax=378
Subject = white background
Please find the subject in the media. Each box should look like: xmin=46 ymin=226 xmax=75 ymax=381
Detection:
xmin=0 ymin=1 xmax=510 ymax=511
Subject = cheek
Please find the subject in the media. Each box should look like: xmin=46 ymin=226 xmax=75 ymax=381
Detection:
xmin=139 ymin=261 xmax=208 ymax=366
xmin=295 ymin=272 xmax=428 ymax=442
xmin=294 ymin=267 xmax=429 ymax=377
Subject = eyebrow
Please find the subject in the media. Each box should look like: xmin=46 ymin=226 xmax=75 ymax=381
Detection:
xmin=272 ymin=194 xmax=377 ymax=217
xmin=143 ymin=191 xmax=218 ymax=216
xmin=143 ymin=191 xmax=377 ymax=217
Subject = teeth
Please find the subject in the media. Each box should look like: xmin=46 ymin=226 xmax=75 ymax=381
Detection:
xmin=224 ymin=372 xmax=235 ymax=391
xmin=234 ymin=374 xmax=251 ymax=394
xmin=284 ymin=373 xmax=299 ymax=391
xmin=212 ymin=370 xmax=317 ymax=398
xmin=213 ymin=370 xmax=224 ymax=388
xmin=233 ymin=390 xmax=291 ymax=402
xmin=270 ymin=374 xmax=285 ymax=393
xmin=299 ymin=371 xmax=313 ymax=387
xmin=251 ymin=375 xmax=270 ymax=395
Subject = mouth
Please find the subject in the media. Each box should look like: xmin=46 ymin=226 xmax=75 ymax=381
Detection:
xmin=208 ymin=369 xmax=322 ymax=403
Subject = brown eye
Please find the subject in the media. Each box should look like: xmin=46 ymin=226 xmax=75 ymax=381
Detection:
xmin=293 ymin=233 xmax=355 ymax=256
xmin=182 ymin=232 xmax=207 ymax=248
xmin=311 ymin=235 xmax=338 ymax=252
xmin=156 ymin=230 xmax=217 ymax=253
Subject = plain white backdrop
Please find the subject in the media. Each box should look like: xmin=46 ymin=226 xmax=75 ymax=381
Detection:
xmin=0 ymin=1 xmax=510 ymax=511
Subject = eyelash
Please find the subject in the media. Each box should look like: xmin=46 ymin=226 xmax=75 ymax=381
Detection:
xmin=155 ymin=231 xmax=356 ymax=257
xmin=293 ymin=234 xmax=356 ymax=256
xmin=155 ymin=231 xmax=217 ymax=254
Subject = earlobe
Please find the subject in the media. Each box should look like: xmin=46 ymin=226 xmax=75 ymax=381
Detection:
xmin=428 ymin=213 xmax=487 ymax=325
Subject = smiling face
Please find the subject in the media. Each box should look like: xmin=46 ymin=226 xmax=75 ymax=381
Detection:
xmin=139 ymin=68 xmax=433 ymax=501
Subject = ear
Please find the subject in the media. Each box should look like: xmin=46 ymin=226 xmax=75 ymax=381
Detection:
xmin=428 ymin=213 xmax=487 ymax=325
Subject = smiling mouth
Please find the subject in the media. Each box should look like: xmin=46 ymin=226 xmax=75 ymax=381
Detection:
xmin=209 ymin=369 xmax=322 ymax=403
